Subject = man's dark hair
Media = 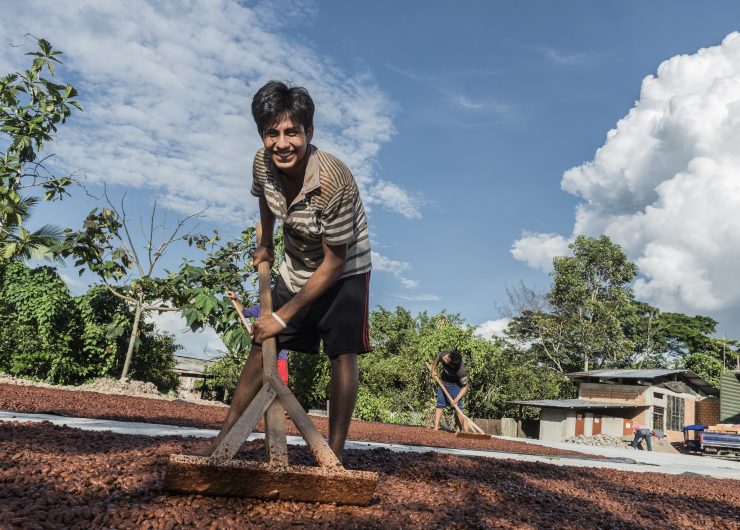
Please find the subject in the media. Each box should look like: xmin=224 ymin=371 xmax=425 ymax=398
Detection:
xmin=445 ymin=350 xmax=462 ymax=366
xmin=251 ymin=81 xmax=315 ymax=136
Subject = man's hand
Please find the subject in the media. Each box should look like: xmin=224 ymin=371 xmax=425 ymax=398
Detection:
xmin=252 ymin=314 xmax=284 ymax=343
xmin=252 ymin=245 xmax=274 ymax=269
xmin=225 ymin=290 xmax=239 ymax=301
xmin=451 ymin=399 xmax=459 ymax=408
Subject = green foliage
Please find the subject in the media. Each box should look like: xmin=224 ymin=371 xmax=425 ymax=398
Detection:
xmin=508 ymin=236 xmax=640 ymax=373
xmin=504 ymin=237 xmax=737 ymax=389
xmin=0 ymin=259 xmax=179 ymax=389
xmin=290 ymin=349 xmax=331 ymax=410
xmin=129 ymin=332 xmax=181 ymax=393
xmin=1 ymin=38 xmax=81 ymax=261
xmin=0 ymin=259 xmax=80 ymax=382
xmin=341 ymin=307 xmax=569 ymax=426
xmin=200 ymin=350 xmax=249 ymax=402
xmin=353 ymin=386 xmax=396 ymax=423
xmin=683 ymin=352 xmax=726 ymax=388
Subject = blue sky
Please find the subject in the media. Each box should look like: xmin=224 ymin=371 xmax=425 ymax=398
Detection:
xmin=3 ymin=1 xmax=740 ymax=356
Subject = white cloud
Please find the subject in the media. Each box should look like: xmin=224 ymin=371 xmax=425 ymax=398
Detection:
xmin=511 ymin=232 xmax=570 ymax=272
xmin=513 ymin=32 xmax=740 ymax=314
xmin=399 ymin=277 xmax=419 ymax=288
xmin=397 ymin=293 xmax=441 ymax=302
xmin=474 ymin=318 xmax=511 ymax=340
xmin=371 ymin=250 xmax=418 ymax=289
xmin=0 ymin=1 xmax=419 ymax=224
xmin=368 ymin=180 xmax=423 ymax=219
xmin=148 ymin=310 xmax=225 ymax=359
xmin=540 ymin=47 xmax=601 ymax=66
xmin=59 ymin=273 xmax=86 ymax=293
xmin=448 ymin=93 xmax=513 ymax=114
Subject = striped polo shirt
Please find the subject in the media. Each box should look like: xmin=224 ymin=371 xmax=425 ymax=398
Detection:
xmin=251 ymin=145 xmax=372 ymax=293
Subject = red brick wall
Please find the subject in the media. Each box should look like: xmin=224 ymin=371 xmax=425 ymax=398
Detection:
xmin=579 ymin=384 xmax=646 ymax=404
xmin=684 ymin=398 xmax=696 ymax=426
xmin=696 ymin=397 xmax=720 ymax=426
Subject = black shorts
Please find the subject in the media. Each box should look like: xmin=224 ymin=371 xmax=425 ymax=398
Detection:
xmin=272 ymin=271 xmax=372 ymax=359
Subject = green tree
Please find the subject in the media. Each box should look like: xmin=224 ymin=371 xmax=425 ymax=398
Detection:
xmin=684 ymin=352 xmax=727 ymax=388
xmin=348 ymin=307 xmax=568 ymax=425
xmin=0 ymin=259 xmax=79 ymax=381
xmin=508 ymin=236 xmax=638 ymax=373
xmin=0 ymin=259 xmax=179 ymax=389
xmin=61 ymin=193 xmax=203 ymax=380
xmin=658 ymin=312 xmax=738 ymax=384
xmin=0 ymin=38 xmax=81 ymax=261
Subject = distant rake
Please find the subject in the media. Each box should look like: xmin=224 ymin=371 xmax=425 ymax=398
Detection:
xmin=426 ymin=362 xmax=490 ymax=440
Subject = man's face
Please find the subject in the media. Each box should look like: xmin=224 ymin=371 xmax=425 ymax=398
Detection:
xmin=442 ymin=353 xmax=451 ymax=364
xmin=262 ymin=115 xmax=313 ymax=174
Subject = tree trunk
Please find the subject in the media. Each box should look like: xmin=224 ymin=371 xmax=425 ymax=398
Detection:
xmin=583 ymin=354 xmax=589 ymax=372
xmin=120 ymin=293 xmax=144 ymax=381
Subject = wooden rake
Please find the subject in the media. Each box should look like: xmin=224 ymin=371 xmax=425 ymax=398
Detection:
xmin=164 ymin=225 xmax=378 ymax=505
xmin=426 ymin=362 xmax=490 ymax=440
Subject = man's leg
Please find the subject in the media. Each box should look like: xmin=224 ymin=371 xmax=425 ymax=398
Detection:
xmin=328 ymin=352 xmax=358 ymax=460
xmin=434 ymin=407 xmax=444 ymax=430
xmin=196 ymin=344 xmax=264 ymax=456
xmin=631 ymin=432 xmax=640 ymax=448
xmin=645 ymin=431 xmax=653 ymax=451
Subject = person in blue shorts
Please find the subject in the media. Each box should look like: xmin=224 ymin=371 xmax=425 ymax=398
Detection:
xmin=430 ymin=350 xmax=469 ymax=431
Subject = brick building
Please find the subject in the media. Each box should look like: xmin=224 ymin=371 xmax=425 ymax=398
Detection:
xmin=510 ymin=369 xmax=718 ymax=443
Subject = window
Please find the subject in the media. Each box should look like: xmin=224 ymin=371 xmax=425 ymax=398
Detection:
xmin=667 ymin=395 xmax=684 ymax=431
xmin=652 ymin=406 xmax=665 ymax=431
xmin=653 ymin=392 xmax=664 ymax=400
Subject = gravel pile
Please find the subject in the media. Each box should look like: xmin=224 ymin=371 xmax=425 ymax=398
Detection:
xmin=566 ymin=434 xmax=629 ymax=448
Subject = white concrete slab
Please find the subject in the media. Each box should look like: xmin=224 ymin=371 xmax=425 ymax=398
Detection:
xmin=2 ymin=410 xmax=738 ymax=480
xmin=494 ymin=435 xmax=740 ymax=478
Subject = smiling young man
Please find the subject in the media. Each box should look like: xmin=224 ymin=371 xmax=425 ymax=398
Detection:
xmin=199 ymin=81 xmax=372 ymax=461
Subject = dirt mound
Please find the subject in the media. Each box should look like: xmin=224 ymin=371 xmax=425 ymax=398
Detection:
xmin=0 ymin=374 xmax=167 ymax=399
xmin=82 ymin=377 xmax=163 ymax=398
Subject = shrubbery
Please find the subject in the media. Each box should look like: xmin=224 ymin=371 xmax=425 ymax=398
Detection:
xmin=0 ymin=259 xmax=180 ymax=392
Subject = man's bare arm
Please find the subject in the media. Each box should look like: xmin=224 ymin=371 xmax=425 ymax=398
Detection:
xmin=252 ymin=195 xmax=277 ymax=269
xmin=258 ymin=195 xmax=275 ymax=249
xmin=252 ymin=240 xmax=347 ymax=343
xmin=452 ymin=383 xmax=469 ymax=405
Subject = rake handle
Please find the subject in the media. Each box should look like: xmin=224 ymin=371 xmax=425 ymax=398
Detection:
xmin=230 ymin=298 xmax=253 ymax=335
xmin=426 ymin=362 xmax=484 ymax=434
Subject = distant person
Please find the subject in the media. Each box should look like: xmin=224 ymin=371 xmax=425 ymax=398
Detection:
xmin=430 ymin=350 xmax=469 ymax=431
xmin=225 ymin=292 xmax=289 ymax=385
xmin=630 ymin=422 xmax=653 ymax=451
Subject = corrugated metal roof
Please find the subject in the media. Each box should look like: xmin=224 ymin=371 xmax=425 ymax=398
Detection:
xmin=507 ymin=399 xmax=649 ymax=410
xmin=568 ymin=369 xmax=681 ymax=379
xmin=720 ymin=371 xmax=740 ymax=423
xmin=567 ymin=369 xmax=718 ymax=396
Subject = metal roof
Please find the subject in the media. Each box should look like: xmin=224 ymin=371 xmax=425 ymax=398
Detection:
xmin=566 ymin=369 xmax=718 ymax=396
xmin=568 ymin=369 xmax=682 ymax=379
xmin=507 ymin=399 xmax=649 ymax=410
